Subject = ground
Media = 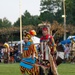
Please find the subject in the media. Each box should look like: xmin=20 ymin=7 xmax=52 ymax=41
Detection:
xmin=0 ymin=63 xmax=75 ymax=75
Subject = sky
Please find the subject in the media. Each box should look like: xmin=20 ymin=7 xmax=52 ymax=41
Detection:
xmin=0 ymin=0 xmax=40 ymax=24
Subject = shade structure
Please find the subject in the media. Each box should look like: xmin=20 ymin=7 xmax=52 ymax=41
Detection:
xmin=60 ymin=37 xmax=75 ymax=44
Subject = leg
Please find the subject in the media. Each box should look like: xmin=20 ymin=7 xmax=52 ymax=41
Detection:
xmin=20 ymin=66 xmax=25 ymax=75
xmin=48 ymin=68 xmax=54 ymax=75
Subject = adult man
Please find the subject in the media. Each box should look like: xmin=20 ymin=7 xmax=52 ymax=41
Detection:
xmin=39 ymin=26 xmax=58 ymax=75
xmin=40 ymin=26 xmax=56 ymax=60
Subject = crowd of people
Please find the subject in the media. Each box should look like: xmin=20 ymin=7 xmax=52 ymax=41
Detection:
xmin=0 ymin=43 xmax=21 ymax=63
xmin=64 ymin=42 xmax=75 ymax=63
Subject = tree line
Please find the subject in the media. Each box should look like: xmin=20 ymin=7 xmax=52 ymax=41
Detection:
xmin=14 ymin=0 xmax=75 ymax=26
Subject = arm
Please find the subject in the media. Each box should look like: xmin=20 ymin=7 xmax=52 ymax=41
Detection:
xmin=48 ymin=36 xmax=56 ymax=55
xmin=30 ymin=44 xmax=38 ymax=59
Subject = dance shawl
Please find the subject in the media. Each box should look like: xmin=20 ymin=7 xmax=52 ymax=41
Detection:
xmin=20 ymin=41 xmax=37 ymax=68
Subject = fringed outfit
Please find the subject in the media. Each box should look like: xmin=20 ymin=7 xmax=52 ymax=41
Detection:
xmin=40 ymin=34 xmax=56 ymax=60
xmin=39 ymin=34 xmax=58 ymax=75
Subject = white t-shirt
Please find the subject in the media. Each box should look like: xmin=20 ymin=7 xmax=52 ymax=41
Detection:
xmin=31 ymin=36 xmax=40 ymax=47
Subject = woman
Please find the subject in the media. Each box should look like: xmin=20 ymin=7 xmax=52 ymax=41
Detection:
xmin=20 ymin=33 xmax=39 ymax=75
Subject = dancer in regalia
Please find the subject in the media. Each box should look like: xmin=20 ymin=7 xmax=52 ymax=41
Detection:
xmin=39 ymin=26 xmax=58 ymax=75
xmin=40 ymin=26 xmax=56 ymax=60
xmin=20 ymin=33 xmax=39 ymax=75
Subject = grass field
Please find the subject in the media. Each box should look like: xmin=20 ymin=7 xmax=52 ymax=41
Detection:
xmin=0 ymin=63 xmax=75 ymax=75
xmin=58 ymin=63 xmax=75 ymax=75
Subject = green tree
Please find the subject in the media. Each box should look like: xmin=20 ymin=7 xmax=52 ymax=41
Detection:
xmin=40 ymin=0 xmax=62 ymax=22
xmin=23 ymin=10 xmax=40 ymax=26
xmin=13 ymin=18 xmax=20 ymax=27
xmin=0 ymin=19 xmax=2 ymax=27
xmin=2 ymin=17 xmax=12 ymax=28
xmin=55 ymin=9 xmax=63 ymax=23
xmin=29 ymin=15 xmax=40 ymax=26
xmin=39 ymin=11 xmax=55 ymax=23
xmin=40 ymin=0 xmax=62 ymax=13
xmin=22 ymin=10 xmax=31 ymax=25
xmin=72 ymin=0 xmax=75 ymax=24
xmin=14 ymin=10 xmax=40 ymax=26
xmin=65 ymin=0 xmax=74 ymax=24
xmin=0 ymin=18 xmax=12 ymax=28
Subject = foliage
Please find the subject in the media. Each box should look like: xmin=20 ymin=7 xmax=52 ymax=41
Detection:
xmin=0 ymin=17 xmax=12 ymax=28
xmin=40 ymin=0 xmax=75 ymax=25
xmin=0 ymin=0 xmax=75 ymax=41
xmin=55 ymin=9 xmax=63 ymax=23
xmin=67 ymin=25 xmax=75 ymax=35
xmin=13 ymin=18 xmax=20 ymax=27
xmin=0 ymin=0 xmax=75 ymax=28
xmin=65 ymin=0 xmax=75 ymax=24
xmin=40 ymin=0 xmax=63 ymax=23
xmin=0 ymin=21 xmax=75 ymax=41
xmin=40 ymin=0 xmax=61 ymax=13
xmin=0 ymin=25 xmax=36 ymax=41
xmin=51 ymin=21 xmax=64 ymax=36
xmin=14 ymin=0 xmax=75 ymax=26
xmin=14 ymin=10 xmax=40 ymax=26
xmin=0 ymin=19 xmax=2 ymax=27
xmin=39 ymin=11 xmax=55 ymax=23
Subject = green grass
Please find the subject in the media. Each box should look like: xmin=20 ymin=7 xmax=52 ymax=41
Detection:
xmin=0 ymin=63 xmax=21 ymax=75
xmin=58 ymin=63 xmax=75 ymax=75
xmin=0 ymin=63 xmax=75 ymax=75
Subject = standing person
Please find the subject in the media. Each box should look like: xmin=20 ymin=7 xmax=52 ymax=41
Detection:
xmin=9 ymin=47 xmax=14 ymax=63
xmin=3 ymin=43 xmax=10 ymax=63
xmin=64 ymin=44 xmax=70 ymax=62
xmin=20 ymin=33 xmax=39 ymax=75
xmin=0 ymin=42 xmax=4 ymax=63
xmin=40 ymin=26 xmax=56 ymax=60
xmin=14 ymin=44 xmax=18 ymax=62
xmin=39 ymin=26 xmax=58 ymax=75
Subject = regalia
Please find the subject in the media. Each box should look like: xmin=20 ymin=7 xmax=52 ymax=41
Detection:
xmin=20 ymin=33 xmax=39 ymax=75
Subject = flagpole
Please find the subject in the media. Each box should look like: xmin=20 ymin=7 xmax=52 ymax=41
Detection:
xmin=19 ymin=0 xmax=22 ymax=53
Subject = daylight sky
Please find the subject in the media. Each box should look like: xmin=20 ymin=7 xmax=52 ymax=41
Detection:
xmin=0 ymin=0 xmax=40 ymax=24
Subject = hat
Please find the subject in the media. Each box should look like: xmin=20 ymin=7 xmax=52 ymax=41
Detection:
xmin=42 ymin=27 xmax=48 ymax=31
xmin=3 ymin=43 xmax=9 ymax=48
xmin=29 ymin=30 xmax=36 ymax=36
xmin=24 ymin=33 xmax=31 ymax=40
xmin=23 ymin=30 xmax=29 ymax=36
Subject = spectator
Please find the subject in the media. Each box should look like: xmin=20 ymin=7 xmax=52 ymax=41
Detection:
xmin=64 ymin=44 xmax=70 ymax=62
xmin=9 ymin=47 xmax=14 ymax=63
xmin=14 ymin=44 xmax=18 ymax=62
xmin=3 ymin=43 xmax=10 ymax=63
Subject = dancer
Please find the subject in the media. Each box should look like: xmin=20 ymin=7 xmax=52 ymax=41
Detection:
xmin=20 ymin=33 xmax=39 ymax=75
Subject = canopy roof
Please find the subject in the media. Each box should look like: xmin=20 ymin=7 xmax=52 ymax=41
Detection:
xmin=60 ymin=37 xmax=75 ymax=44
